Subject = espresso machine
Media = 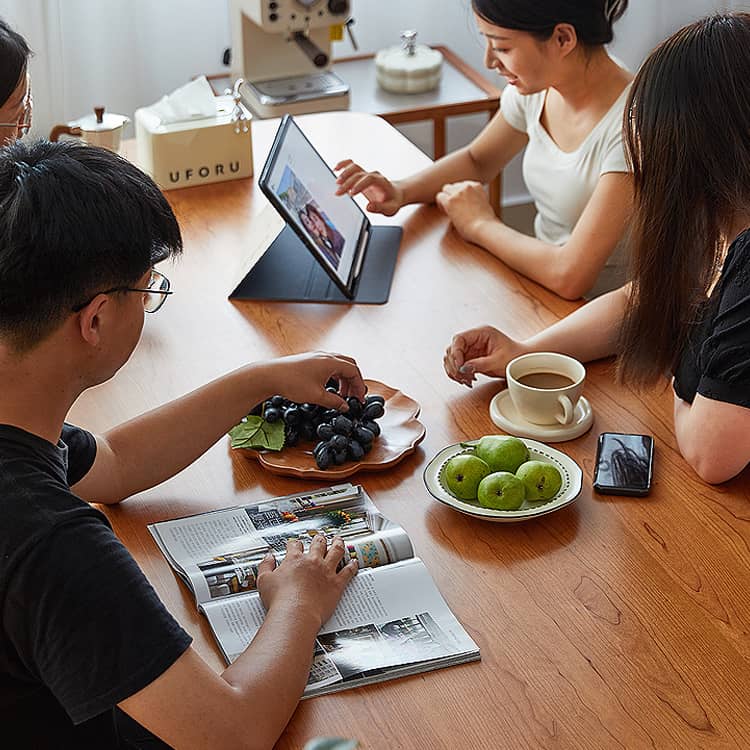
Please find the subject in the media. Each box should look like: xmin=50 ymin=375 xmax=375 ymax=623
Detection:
xmin=229 ymin=0 xmax=356 ymax=118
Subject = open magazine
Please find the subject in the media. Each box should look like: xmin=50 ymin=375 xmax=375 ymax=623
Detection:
xmin=149 ymin=483 xmax=479 ymax=696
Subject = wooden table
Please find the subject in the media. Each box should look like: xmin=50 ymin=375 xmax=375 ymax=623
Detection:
xmin=208 ymin=46 xmax=503 ymax=214
xmin=72 ymin=113 xmax=750 ymax=750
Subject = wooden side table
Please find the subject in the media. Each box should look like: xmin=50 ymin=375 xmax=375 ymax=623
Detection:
xmin=206 ymin=45 xmax=503 ymax=214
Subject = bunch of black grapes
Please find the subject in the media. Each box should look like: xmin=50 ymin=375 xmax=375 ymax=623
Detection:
xmin=252 ymin=381 xmax=385 ymax=470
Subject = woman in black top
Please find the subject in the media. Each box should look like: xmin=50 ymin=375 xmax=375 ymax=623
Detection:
xmin=443 ymin=12 xmax=750 ymax=484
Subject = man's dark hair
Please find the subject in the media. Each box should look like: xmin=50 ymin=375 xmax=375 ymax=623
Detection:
xmin=0 ymin=140 xmax=183 ymax=351
xmin=0 ymin=17 xmax=31 ymax=107
xmin=472 ymin=0 xmax=628 ymax=46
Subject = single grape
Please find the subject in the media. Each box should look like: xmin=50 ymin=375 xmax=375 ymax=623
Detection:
xmin=348 ymin=441 xmax=365 ymax=461
xmin=315 ymin=447 xmax=333 ymax=470
xmin=283 ymin=406 xmax=301 ymax=425
xmin=264 ymin=407 xmax=281 ymax=423
xmin=362 ymin=402 xmax=385 ymax=420
xmin=361 ymin=419 xmax=381 ymax=437
xmin=346 ymin=397 xmax=363 ymax=419
xmin=285 ymin=429 xmax=299 ymax=447
xmin=317 ymin=423 xmax=334 ymax=440
xmin=365 ymin=394 xmax=385 ymax=406
xmin=333 ymin=415 xmax=353 ymax=436
xmin=354 ymin=426 xmax=375 ymax=445
xmin=270 ymin=395 xmax=285 ymax=408
xmin=331 ymin=434 xmax=348 ymax=451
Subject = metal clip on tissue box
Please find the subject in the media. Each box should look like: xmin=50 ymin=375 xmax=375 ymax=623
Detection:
xmin=135 ymin=90 xmax=253 ymax=191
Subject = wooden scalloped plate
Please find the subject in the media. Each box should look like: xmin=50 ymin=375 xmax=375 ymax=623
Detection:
xmin=240 ymin=380 xmax=426 ymax=479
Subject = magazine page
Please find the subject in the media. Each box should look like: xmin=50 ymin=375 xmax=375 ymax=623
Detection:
xmin=149 ymin=484 xmax=414 ymax=604
xmin=194 ymin=525 xmax=414 ymax=604
xmin=202 ymin=558 xmax=479 ymax=695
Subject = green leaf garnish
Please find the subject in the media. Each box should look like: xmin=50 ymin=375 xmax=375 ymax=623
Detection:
xmin=229 ymin=415 xmax=285 ymax=451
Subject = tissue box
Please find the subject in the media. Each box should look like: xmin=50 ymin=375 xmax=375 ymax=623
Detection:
xmin=135 ymin=95 xmax=253 ymax=191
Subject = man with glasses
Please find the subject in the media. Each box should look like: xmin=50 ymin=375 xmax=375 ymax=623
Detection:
xmin=0 ymin=139 xmax=365 ymax=749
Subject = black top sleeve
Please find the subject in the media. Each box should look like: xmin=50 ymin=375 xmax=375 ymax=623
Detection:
xmin=3 ymin=515 xmax=192 ymax=725
xmin=61 ymin=423 xmax=97 ymax=486
xmin=695 ymin=238 xmax=750 ymax=408
xmin=673 ymin=230 xmax=750 ymax=408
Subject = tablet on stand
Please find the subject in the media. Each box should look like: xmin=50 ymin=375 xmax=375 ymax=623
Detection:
xmin=230 ymin=115 xmax=401 ymax=304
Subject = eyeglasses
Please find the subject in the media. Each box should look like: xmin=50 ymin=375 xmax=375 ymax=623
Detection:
xmin=72 ymin=269 xmax=173 ymax=313
xmin=0 ymin=80 xmax=33 ymax=137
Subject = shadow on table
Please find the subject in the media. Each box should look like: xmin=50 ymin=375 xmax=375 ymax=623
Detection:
xmin=231 ymin=444 xmax=429 ymax=497
xmin=424 ymin=499 xmax=581 ymax=566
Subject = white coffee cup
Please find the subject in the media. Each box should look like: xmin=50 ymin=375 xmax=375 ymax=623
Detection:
xmin=506 ymin=352 xmax=586 ymax=426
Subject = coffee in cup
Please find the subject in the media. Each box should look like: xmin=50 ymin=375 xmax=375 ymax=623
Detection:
xmin=506 ymin=352 xmax=586 ymax=426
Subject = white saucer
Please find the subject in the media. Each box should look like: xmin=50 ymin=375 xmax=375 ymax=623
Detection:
xmin=489 ymin=389 xmax=594 ymax=443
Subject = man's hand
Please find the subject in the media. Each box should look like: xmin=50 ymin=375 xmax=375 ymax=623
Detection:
xmin=435 ymin=181 xmax=498 ymax=244
xmin=444 ymin=326 xmax=526 ymax=387
xmin=334 ymin=159 xmax=405 ymax=216
xmin=261 ymin=351 xmax=367 ymax=412
xmin=257 ymin=535 xmax=358 ymax=629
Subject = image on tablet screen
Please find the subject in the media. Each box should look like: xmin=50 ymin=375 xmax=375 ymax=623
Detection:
xmin=277 ymin=166 xmax=345 ymax=269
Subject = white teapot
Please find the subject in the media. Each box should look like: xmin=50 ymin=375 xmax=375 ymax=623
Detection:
xmin=50 ymin=106 xmax=130 ymax=152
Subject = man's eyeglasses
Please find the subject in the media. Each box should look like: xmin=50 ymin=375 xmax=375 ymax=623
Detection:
xmin=72 ymin=269 xmax=173 ymax=314
xmin=0 ymin=81 xmax=33 ymax=137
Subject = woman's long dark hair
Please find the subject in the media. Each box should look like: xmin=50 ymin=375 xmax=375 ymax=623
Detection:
xmin=471 ymin=0 xmax=628 ymax=45
xmin=617 ymin=13 xmax=750 ymax=387
xmin=0 ymin=18 xmax=31 ymax=107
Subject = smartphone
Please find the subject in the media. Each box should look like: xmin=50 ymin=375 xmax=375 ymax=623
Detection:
xmin=593 ymin=432 xmax=654 ymax=496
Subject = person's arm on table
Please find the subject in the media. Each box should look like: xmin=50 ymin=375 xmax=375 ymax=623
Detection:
xmin=437 ymin=172 xmax=633 ymax=300
xmin=444 ymin=284 xmax=630 ymax=386
xmin=673 ymin=395 xmax=750 ymax=484
xmin=72 ymin=352 xmax=366 ymax=504
xmin=334 ymin=112 xmax=527 ymax=215
xmin=120 ymin=535 xmax=358 ymax=750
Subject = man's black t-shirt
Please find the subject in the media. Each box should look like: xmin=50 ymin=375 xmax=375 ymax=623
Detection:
xmin=0 ymin=423 xmax=192 ymax=748
xmin=674 ymin=229 xmax=750 ymax=407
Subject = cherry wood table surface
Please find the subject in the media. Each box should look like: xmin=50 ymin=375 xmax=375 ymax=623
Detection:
xmin=71 ymin=113 xmax=750 ymax=750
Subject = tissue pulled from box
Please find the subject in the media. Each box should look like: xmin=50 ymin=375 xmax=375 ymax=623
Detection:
xmin=142 ymin=76 xmax=217 ymax=126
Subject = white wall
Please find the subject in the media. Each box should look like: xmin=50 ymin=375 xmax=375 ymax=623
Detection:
xmin=2 ymin=0 xmax=748 ymax=204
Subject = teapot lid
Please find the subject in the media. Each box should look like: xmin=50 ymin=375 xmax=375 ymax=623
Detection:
xmin=73 ymin=106 xmax=130 ymax=132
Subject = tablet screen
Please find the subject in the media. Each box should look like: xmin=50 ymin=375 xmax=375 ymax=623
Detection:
xmin=260 ymin=117 xmax=368 ymax=294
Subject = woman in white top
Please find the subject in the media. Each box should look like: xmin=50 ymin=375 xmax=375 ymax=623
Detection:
xmin=335 ymin=0 xmax=633 ymax=299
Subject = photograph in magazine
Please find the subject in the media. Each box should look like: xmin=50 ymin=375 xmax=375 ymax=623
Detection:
xmin=150 ymin=485 xmax=414 ymax=604
xmin=277 ymin=165 xmax=345 ymax=269
xmin=198 ymin=499 xmax=412 ymax=599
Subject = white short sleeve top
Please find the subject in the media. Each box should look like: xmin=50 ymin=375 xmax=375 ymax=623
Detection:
xmin=501 ymin=81 xmax=631 ymax=298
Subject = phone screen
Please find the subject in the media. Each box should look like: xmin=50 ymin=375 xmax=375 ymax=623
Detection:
xmin=594 ymin=433 xmax=654 ymax=495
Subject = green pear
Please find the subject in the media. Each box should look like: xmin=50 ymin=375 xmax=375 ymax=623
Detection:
xmin=474 ymin=435 xmax=529 ymax=473
xmin=515 ymin=460 xmax=563 ymax=501
xmin=443 ymin=454 xmax=491 ymax=501
xmin=477 ymin=471 xmax=526 ymax=511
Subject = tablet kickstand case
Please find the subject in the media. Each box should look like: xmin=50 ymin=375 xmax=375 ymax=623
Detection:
xmin=230 ymin=223 xmax=401 ymax=304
